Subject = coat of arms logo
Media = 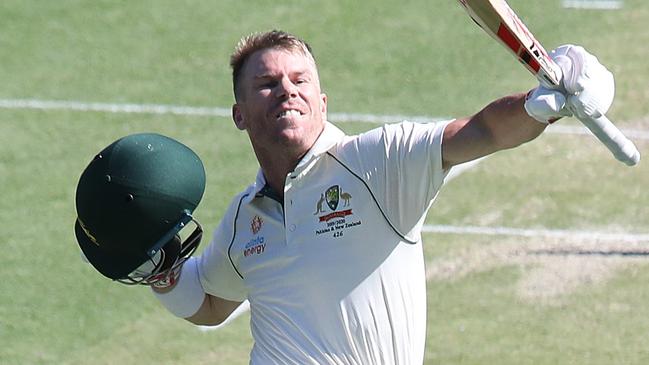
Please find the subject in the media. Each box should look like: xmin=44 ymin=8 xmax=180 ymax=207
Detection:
xmin=325 ymin=185 xmax=340 ymax=211
xmin=314 ymin=185 xmax=354 ymax=222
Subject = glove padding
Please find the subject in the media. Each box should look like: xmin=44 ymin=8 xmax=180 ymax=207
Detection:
xmin=524 ymin=45 xmax=615 ymax=124
xmin=525 ymin=86 xmax=571 ymax=123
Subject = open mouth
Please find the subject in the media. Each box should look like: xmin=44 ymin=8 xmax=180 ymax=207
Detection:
xmin=276 ymin=109 xmax=304 ymax=119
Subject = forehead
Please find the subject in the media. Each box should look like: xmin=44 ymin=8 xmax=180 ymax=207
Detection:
xmin=243 ymin=47 xmax=317 ymax=78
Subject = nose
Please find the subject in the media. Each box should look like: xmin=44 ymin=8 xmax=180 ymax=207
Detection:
xmin=276 ymin=77 xmax=298 ymax=99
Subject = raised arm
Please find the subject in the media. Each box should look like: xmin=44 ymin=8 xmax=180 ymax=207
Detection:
xmin=442 ymin=44 xmax=617 ymax=170
xmin=442 ymin=92 xmax=546 ymax=169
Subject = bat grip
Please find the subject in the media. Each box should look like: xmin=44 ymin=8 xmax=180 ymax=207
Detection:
xmin=544 ymin=61 xmax=640 ymax=166
xmin=575 ymin=112 xmax=640 ymax=166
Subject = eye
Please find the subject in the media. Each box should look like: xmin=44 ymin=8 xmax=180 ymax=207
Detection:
xmin=259 ymin=80 xmax=277 ymax=89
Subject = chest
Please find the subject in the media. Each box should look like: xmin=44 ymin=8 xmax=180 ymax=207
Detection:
xmin=229 ymin=157 xmax=402 ymax=295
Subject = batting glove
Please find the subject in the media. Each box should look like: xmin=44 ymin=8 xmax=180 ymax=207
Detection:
xmin=524 ymin=44 xmax=615 ymax=124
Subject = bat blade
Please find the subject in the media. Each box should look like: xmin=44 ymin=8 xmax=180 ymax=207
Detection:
xmin=458 ymin=0 xmax=561 ymax=87
xmin=457 ymin=0 xmax=640 ymax=166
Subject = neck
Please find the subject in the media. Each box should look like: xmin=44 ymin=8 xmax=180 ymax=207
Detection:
xmin=247 ymin=122 xmax=326 ymax=198
xmin=253 ymin=145 xmax=306 ymax=199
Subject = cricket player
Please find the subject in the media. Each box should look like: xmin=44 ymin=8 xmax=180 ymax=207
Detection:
xmin=75 ymin=30 xmax=615 ymax=364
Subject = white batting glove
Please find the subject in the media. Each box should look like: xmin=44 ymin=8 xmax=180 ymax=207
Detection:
xmin=524 ymin=45 xmax=615 ymax=124
xmin=524 ymin=86 xmax=571 ymax=124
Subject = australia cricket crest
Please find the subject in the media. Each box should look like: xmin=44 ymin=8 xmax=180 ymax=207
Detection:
xmin=314 ymin=184 xmax=362 ymax=238
xmin=325 ymin=185 xmax=340 ymax=211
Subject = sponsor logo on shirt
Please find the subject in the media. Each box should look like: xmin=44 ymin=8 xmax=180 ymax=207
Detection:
xmin=244 ymin=215 xmax=266 ymax=257
xmin=244 ymin=236 xmax=265 ymax=257
xmin=251 ymin=215 xmax=263 ymax=234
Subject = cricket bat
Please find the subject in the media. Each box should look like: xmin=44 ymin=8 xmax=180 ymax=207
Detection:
xmin=457 ymin=0 xmax=640 ymax=166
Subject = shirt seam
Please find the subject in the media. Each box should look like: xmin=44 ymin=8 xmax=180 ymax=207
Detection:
xmin=227 ymin=192 xmax=249 ymax=280
xmin=325 ymin=151 xmax=417 ymax=245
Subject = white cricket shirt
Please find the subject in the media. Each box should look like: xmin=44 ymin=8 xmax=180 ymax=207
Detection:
xmin=199 ymin=120 xmax=450 ymax=364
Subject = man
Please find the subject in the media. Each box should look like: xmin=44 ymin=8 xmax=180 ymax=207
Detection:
xmin=76 ymin=30 xmax=614 ymax=364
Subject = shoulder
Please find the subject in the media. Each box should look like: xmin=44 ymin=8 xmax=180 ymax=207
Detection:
xmin=226 ymin=185 xmax=256 ymax=216
xmin=198 ymin=186 xmax=254 ymax=263
xmin=333 ymin=120 xmax=451 ymax=155
xmin=212 ymin=184 xmax=257 ymax=236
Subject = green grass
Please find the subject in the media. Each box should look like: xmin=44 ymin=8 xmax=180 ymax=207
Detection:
xmin=428 ymin=132 xmax=649 ymax=230
xmin=2 ymin=0 xmax=648 ymax=119
xmin=425 ymin=264 xmax=649 ymax=365
xmin=1 ymin=0 xmax=648 ymax=364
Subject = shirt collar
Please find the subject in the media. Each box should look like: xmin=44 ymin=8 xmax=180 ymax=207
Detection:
xmin=251 ymin=169 xmax=268 ymax=198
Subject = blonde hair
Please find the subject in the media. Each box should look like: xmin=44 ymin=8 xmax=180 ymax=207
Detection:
xmin=230 ymin=30 xmax=316 ymax=100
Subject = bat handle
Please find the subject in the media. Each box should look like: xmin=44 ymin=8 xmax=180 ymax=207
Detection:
xmin=544 ymin=62 xmax=640 ymax=166
xmin=574 ymin=112 xmax=641 ymax=166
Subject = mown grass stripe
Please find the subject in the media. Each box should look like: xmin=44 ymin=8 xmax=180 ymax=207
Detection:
xmin=423 ymin=224 xmax=649 ymax=243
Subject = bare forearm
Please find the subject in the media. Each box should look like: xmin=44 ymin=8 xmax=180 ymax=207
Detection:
xmin=154 ymin=283 xmax=242 ymax=325
xmin=186 ymin=294 xmax=243 ymax=326
xmin=151 ymin=257 xmax=242 ymax=325
xmin=478 ymin=92 xmax=547 ymax=150
xmin=442 ymin=92 xmax=547 ymax=168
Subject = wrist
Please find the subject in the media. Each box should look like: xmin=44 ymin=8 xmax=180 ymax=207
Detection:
xmin=152 ymin=257 xmax=205 ymax=318
xmin=151 ymin=273 xmax=179 ymax=293
xmin=524 ymin=87 xmax=570 ymax=124
xmin=150 ymin=265 xmax=182 ymax=292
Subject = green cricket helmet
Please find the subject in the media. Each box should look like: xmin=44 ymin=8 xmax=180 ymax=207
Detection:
xmin=74 ymin=133 xmax=205 ymax=285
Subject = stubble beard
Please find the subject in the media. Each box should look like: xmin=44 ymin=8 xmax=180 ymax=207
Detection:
xmin=251 ymin=114 xmax=324 ymax=167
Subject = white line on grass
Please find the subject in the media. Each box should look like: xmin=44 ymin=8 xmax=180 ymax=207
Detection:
xmin=0 ymin=98 xmax=233 ymax=117
xmin=422 ymin=224 xmax=649 ymax=243
xmin=2 ymin=98 xmax=647 ymax=140
xmin=561 ymin=0 xmax=624 ymax=10
xmin=547 ymin=124 xmax=649 ymax=140
xmin=0 ymin=98 xmax=446 ymax=124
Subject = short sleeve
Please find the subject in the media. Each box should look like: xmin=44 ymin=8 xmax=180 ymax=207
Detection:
xmin=333 ymin=120 xmax=451 ymax=241
xmin=197 ymin=193 xmax=249 ymax=301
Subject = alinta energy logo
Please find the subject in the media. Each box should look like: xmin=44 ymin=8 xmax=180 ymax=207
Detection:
xmin=314 ymin=185 xmax=361 ymax=238
xmin=244 ymin=215 xmax=265 ymax=257
xmin=251 ymin=215 xmax=263 ymax=235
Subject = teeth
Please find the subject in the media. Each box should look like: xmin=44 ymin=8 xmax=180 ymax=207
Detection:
xmin=277 ymin=109 xmax=301 ymax=118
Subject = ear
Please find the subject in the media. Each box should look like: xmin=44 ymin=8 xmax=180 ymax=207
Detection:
xmin=320 ymin=93 xmax=328 ymax=120
xmin=232 ymin=104 xmax=246 ymax=130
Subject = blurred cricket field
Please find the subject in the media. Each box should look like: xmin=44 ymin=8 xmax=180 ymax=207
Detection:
xmin=1 ymin=0 xmax=648 ymax=364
